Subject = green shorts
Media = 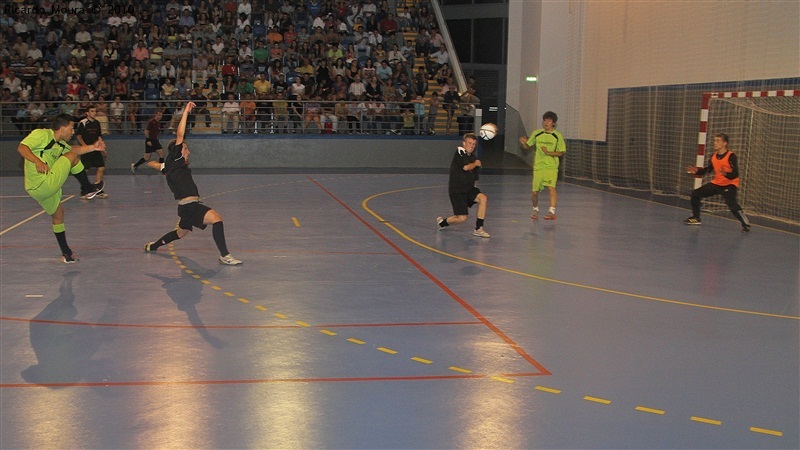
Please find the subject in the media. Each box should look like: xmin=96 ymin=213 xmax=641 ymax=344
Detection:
xmin=26 ymin=156 xmax=72 ymax=215
xmin=532 ymin=168 xmax=558 ymax=192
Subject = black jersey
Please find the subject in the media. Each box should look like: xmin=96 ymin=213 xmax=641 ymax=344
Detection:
xmin=76 ymin=118 xmax=102 ymax=145
xmin=448 ymin=147 xmax=479 ymax=193
xmin=164 ymin=141 xmax=200 ymax=200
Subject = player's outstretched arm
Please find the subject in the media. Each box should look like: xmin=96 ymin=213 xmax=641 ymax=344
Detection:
xmin=175 ymin=102 xmax=196 ymax=144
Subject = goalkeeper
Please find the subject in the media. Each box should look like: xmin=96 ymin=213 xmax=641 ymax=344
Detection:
xmin=685 ymin=132 xmax=751 ymax=232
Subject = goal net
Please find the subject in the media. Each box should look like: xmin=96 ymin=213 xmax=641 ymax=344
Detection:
xmin=696 ymin=90 xmax=800 ymax=225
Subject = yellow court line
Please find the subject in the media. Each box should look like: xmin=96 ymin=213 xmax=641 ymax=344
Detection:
xmin=292 ymin=217 xmax=301 ymax=227
xmin=584 ymin=396 xmax=612 ymax=405
xmin=535 ymin=385 xmax=562 ymax=394
xmin=361 ymin=187 xmax=799 ymax=321
xmin=411 ymin=356 xmax=433 ymax=364
xmin=347 ymin=338 xmax=365 ymax=345
xmin=238 ymin=298 xmax=250 ymax=304
xmin=750 ymin=426 xmax=783 ymax=436
xmin=490 ymin=376 xmax=515 ymax=383
xmin=636 ymin=406 xmax=666 ymax=415
xmin=254 ymin=305 xmax=267 ymax=311
xmin=377 ymin=347 xmax=397 ymax=354
xmin=449 ymin=366 xmax=472 ymax=374
xmin=319 ymin=329 xmax=337 ymax=336
xmin=691 ymin=416 xmax=722 ymax=426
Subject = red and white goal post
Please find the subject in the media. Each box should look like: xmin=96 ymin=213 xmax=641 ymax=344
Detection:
xmin=695 ymin=89 xmax=800 ymax=224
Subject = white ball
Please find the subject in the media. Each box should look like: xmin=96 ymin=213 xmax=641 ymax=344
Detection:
xmin=479 ymin=123 xmax=498 ymax=140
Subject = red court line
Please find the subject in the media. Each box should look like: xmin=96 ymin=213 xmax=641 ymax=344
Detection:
xmin=307 ymin=176 xmax=551 ymax=376
xmin=318 ymin=321 xmax=483 ymax=328
xmin=0 ymin=372 xmax=546 ymax=389
xmin=0 ymin=316 xmax=481 ymax=330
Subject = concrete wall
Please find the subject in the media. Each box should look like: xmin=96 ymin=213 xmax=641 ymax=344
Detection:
xmin=508 ymin=0 xmax=800 ymax=142
xmin=0 ymin=136 xmax=459 ymax=174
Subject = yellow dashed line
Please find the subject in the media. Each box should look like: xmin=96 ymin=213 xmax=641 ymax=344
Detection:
xmin=749 ymin=427 xmax=783 ymax=436
xmin=167 ymin=241 xmax=786 ymax=438
xmin=636 ymin=406 xmax=666 ymax=415
xmin=292 ymin=217 xmax=301 ymax=227
xmin=584 ymin=396 xmax=612 ymax=405
xmin=490 ymin=376 xmax=514 ymax=383
xmin=535 ymin=385 xmax=562 ymax=394
xmin=691 ymin=416 xmax=721 ymax=426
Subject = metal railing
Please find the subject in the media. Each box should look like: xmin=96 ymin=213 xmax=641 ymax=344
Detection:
xmin=0 ymin=100 xmax=457 ymax=137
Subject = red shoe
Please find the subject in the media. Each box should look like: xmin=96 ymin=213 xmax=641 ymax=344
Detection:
xmin=544 ymin=213 xmax=556 ymax=220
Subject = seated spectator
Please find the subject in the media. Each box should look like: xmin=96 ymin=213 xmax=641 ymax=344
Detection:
xmin=376 ymin=60 xmax=392 ymax=83
xmin=110 ymin=96 xmax=125 ymax=133
xmin=240 ymin=92 xmax=257 ymax=133
xmin=253 ymin=72 xmax=272 ymax=99
xmin=161 ymin=77 xmax=177 ymax=99
xmin=220 ymin=92 xmax=240 ymax=133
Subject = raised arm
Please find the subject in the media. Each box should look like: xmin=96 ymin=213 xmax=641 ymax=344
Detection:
xmin=175 ymin=101 xmax=196 ymax=144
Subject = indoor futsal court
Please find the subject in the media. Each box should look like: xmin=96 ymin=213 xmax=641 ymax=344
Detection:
xmin=0 ymin=171 xmax=798 ymax=449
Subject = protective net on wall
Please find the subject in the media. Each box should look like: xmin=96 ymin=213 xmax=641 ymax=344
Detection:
xmin=562 ymin=79 xmax=800 ymax=226
xmin=698 ymin=91 xmax=800 ymax=224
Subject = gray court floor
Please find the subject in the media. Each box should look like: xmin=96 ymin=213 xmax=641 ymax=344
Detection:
xmin=1 ymin=172 xmax=798 ymax=449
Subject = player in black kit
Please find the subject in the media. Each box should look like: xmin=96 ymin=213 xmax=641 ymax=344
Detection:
xmin=436 ymin=133 xmax=490 ymax=238
xmin=76 ymin=105 xmax=108 ymax=198
xmin=144 ymin=102 xmax=243 ymax=265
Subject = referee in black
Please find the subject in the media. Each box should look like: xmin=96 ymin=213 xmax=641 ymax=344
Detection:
xmin=76 ymin=105 xmax=108 ymax=198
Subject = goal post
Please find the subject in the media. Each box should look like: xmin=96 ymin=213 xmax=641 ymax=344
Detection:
xmin=695 ymin=90 xmax=800 ymax=224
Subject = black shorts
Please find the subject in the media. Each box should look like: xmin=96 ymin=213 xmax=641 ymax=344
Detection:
xmin=145 ymin=138 xmax=163 ymax=153
xmin=449 ymin=186 xmax=481 ymax=216
xmin=80 ymin=150 xmax=105 ymax=168
xmin=177 ymin=201 xmax=211 ymax=231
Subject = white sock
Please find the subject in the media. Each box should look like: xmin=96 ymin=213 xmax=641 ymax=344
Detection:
xmin=532 ymin=206 xmax=539 ymax=212
xmin=549 ymin=207 xmax=556 ymax=214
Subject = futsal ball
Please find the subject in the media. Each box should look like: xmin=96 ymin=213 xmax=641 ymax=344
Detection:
xmin=479 ymin=123 xmax=498 ymax=140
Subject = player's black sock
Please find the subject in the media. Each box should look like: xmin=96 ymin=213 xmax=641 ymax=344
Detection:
xmin=134 ymin=157 xmax=146 ymax=168
xmin=733 ymin=210 xmax=750 ymax=227
xmin=439 ymin=218 xmax=449 ymax=227
xmin=54 ymin=229 xmax=72 ymax=256
xmin=476 ymin=218 xmax=484 ymax=229
xmin=151 ymin=230 xmax=180 ymax=250
xmin=158 ymin=157 xmax=164 ymax=163
xmin=72 ymin=169 xmax=94 ymax=193
xmin=212 ymin=222 xmax=229 ymax=256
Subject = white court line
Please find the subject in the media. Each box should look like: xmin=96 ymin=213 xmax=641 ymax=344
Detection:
xmin=0 ymin=195 xmax=32 ymax=198
xmin=0 ymin=195 xmax=74 ymax=237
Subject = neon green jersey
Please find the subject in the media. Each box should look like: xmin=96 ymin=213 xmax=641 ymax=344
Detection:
xmin=526 ymin=128 xmax=565 ymax=170
xmin=20 ymin=128 xmax=72 ymax=190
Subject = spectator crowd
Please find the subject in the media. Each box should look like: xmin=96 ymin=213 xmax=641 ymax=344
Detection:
xmin=1 ymin=0 xmax=480 ymax=135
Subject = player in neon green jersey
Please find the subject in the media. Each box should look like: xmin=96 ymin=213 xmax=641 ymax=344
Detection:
xmin=17 ymin=114 xmax=106 ymax=263
xmin=519 ymin=111 xmax=566 ymax=220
